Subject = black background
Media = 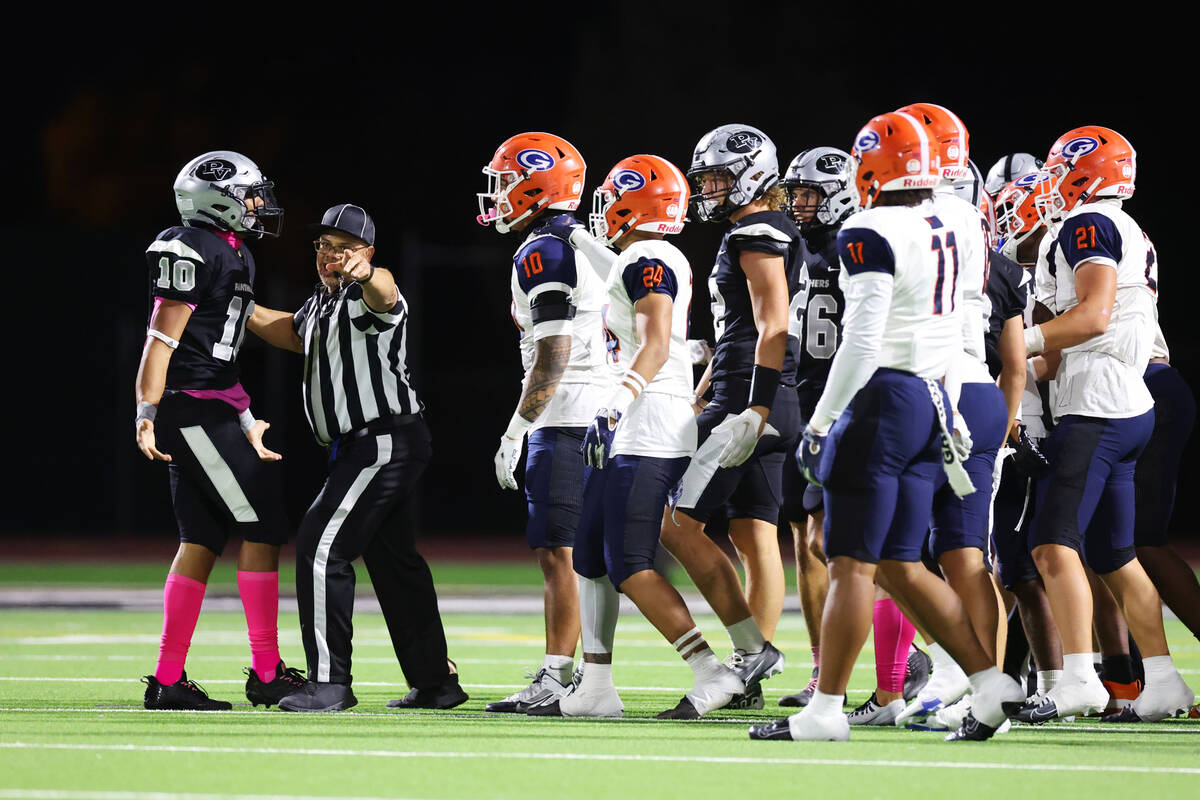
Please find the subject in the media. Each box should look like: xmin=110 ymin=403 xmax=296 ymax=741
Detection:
xmin=2 ymin=13 xmax=1195 ymax=545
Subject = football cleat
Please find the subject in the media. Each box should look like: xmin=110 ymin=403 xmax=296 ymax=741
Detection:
xmin=725 ymin=642 xmax=786 ymax=688
xmin=532 ymin=682 xmax=624 ymax=718
xmin=657 ymin=696 xmax=701 ymax=720
xmin=752 ymin=707 xmax=850 ymax=741
xmin=968 ymin=670 xmax=1026 ymax=728
xmin=1100 ymin=679 xmax=1141 ymax=715
xmin=387 ymin=677 xmax=469 ymax=710
xmin=244 ymin=661 xmax=307 ymax=708
xmin=944 ymin=712 xmax=999 ymax=742
xmin=748 ymin=717 xmax=795 ymax=740
xmin=1119 ymin=672 xmax=1194 ymax=722
xmin=846 ymin=692 xmax=904 ymax=726
xmin=932 ymin=696 xmax=972 ymax=731
xmin=778 ymin=668 xmax=819 ymax=707
xmin=484 ymin=667 xmax=571 ymax=713
xmin=143 ymin=673 xmax=232 ymax=711
xmin=1007 ymin=695 xmax=1058 ymax=725
xmin=895 ymin=660 xmax=970 ymax=725
xmin=904 ymin=646 xmax=933 ymax=701
xmin=1014 ymin=678 xmax=1107 ymax=722
xmin=277 ymin=680 xmax=357 ymax=712
xmin=1100 ymin=706 xmax=1143 ymax=723
xmin=727 ymin=681 xmax=765 ymax=710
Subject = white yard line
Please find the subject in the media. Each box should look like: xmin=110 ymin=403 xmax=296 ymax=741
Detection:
xmin=0 ymin=792 xmax=440 ymax=800
xmin=0 ymin=742 xmax=1198 ymax=774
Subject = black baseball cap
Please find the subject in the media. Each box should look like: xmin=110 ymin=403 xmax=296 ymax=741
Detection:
xmin=307 ymin=203 xmax=375 ymax=246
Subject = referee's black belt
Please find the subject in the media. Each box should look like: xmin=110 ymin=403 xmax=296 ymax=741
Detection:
xmin=337 ymin=413 xmax=422 ymax=443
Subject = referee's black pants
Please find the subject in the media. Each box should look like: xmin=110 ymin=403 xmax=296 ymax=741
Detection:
xmin=295 ymin=417 xmax=450 ymax=688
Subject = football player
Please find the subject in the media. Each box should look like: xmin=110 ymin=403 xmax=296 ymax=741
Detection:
xmin=1023 ymin=126 xmax=1194 ymax=722
xmin=135 ymin=151 xmax=304 ymax=710
xmin=775 ymin=146 xmax=855 ymax=709
xmin=532 ymin=155 xmax=745 ymax=719
xmin=477 ymin=132 xmax=611 ymax=712
xmin=665 ymin=123 xmax=798 ymax=694
xmin=750 ymin=111 xmax=1024 ymax=743
xmin=985 ymin=152 xmax=1044 ymax=198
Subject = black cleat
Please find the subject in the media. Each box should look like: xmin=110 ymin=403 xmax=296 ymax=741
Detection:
xmin=244 ymin=662 xmax=307 ymax=708
xmin=779 ymin=667 xmax=819 ymax=707
xmin=1101 ymin=706 xmax=1143 ymax=723
xmin=526 ymin=700 xmax=564 ymax=717
xmin=142 ymin=673 xmax=232 ymax=711
xmin=656 ymin=696 xmax=700 ymax=720
xmin=727 ymin=681 xmax=765 ymax=710
xmin=277 ymin=680 xmax=357 ymax=712
xmin=749 ymin=718 xmax=794 ymax=740
xmin=945 ymin=712 xmax=999 ymax=741
xmin=726 ymin=642 xmax=786 ymax=687
xmin=1011 ymin=697 xmax=1059 ymax=725
xmin=904 ymin=647 xmax=933 ymax=701
xmin=387 ymin=677 xmax=468 ymax=710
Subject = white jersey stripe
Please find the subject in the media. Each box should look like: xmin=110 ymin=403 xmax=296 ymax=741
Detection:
xmin=146 ymin=239 xmax=205 ymax=262
xmin=313 ymin=434 xmax=391 ymax=681
xmin=178 ymin=427 xmax=259 ymax=522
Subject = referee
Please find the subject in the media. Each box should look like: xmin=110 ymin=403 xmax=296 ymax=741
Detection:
xmin=248 ymin=203 xmax=466 ymax=712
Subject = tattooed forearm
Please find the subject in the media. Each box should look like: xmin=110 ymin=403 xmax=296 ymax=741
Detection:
xmin=518 ymin=335 xmax=571 ymax=422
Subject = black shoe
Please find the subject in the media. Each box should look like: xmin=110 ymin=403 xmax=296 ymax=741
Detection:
xmin=1010 ymin=697 xmax=1058 ymax=725
xmin=904 ymin=647 xmax=933 ymax=701
xmin=277 ymin=680 xmax=357 ymax=712
xmin=748 ymin=718 xmax=793 ymax=740
xmin=727 ymin=681 xmax=765 ymax=710
xmin=386 ymin=677 xmax=469 ymax=710
xmin=142 ymin=673 xmax=232 ymax=711
xmin=1101 ymin=706 xmax=1143 ymax=723
xmin=726 ymin=642 xmax=786 ymax=687
xmin=244 ymin=662 xmax=307 ymax=708
xmin=944 ymin=712 xmax=998 ymax=741
xmin=656 ymin=697 xmax=700 ymax=720
xmin=779 ymin=667 xmax=819 ymax=707
xmin=526 ymin=700 xmax=564 ymax=717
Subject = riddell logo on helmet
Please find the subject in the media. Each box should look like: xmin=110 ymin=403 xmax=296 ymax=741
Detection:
xmin=656 ymin=222 xmax=685 ymax=233
xmin=516 ymin=149 xmax=556 ymax=171
xmin=901 ymin=176 xmax=935 ymax=188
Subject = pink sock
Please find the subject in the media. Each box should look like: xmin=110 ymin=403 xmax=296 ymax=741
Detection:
xmin=873 ymin=598 xmax=916 ymax=694
xmin=238 ymin=570 xmax=282 ymax=682
xmin=154 ymin=574 xmax=207 ymax=685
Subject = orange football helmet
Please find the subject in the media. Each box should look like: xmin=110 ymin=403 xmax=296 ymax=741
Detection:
xmin=847 ymin=111 xmax=941 ymax=209
xmin=477 ymin=132 xmax=586 ymax=233
xmin=995 ymin=172 xmax=1050 ymax=265
xmin=589 ymin=155 xmax=689 ymax=245
xmin=1034 ymin=125 xmax=1136 ymax=224
xmin=896 ymin=102 xmax=970 ymax=183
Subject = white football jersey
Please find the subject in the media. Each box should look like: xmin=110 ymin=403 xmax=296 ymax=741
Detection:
xmin=510 ymin=220 xmax=614 ymax=430
xmin=932 ymin=189 xmax=992 ymax=385
xmin=1039 ymin=200 xmax=1155 ymax=419
xmin=604 ymin=239 xmax=696 ymax=458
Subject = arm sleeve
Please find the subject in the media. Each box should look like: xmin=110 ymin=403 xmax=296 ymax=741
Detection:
xmin=621 ymin=257 xmax=678 ymax=303
xmin=516 ymin=237 xmax=579 ymax=341
xmin=808 ymin=272 xmax=893 ymax=431
xmin=1059 ymin=211 xmax=1123 ymax=270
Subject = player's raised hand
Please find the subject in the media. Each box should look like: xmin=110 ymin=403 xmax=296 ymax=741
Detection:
xmin=136 ymin=418 xmax=172 ymax=462
xmin=245 ymin=420 xmax=283 ymax=462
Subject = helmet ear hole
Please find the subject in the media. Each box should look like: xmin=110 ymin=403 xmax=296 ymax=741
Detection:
xmin=615 ymin=208 xmax=632 ymax=218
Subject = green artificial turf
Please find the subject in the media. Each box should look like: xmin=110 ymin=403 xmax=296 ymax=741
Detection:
xmin=1 ymin=604 xmax=1198 ymax=800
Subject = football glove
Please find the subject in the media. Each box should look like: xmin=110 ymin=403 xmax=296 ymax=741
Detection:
xmin=950 ymin=410 xmax=974 ymax=462
xmin=796 ymin=427 xmax=827 ymax=487
xmin=494 ymin=435 xmax=523 ymax=490
xmin=1009 ymin=424 xmax=1050 ymax=477
xmin=582 ymin=409 xmax=622 ymax=469
xmin=714 ymin=407 xmax=780 ymax=468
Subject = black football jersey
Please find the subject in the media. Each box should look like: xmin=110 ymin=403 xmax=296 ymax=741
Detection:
xmin=708 ymin=210 xmax=803 ymax=385
xmin=791 ymin=224 xmax=844 ymax=394
xmin=146 ymin=225 xmax=257 ymax=391
xmin=983 ymin=250 xmax=1029 ymax=379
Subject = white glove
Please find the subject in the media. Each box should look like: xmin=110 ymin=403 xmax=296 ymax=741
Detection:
xmin=494 ymin=436 xmax=523 ymax=490
xmin=950 ymin=408 xmax=974 ymax=461
xmin=686 ymin=339 xmax=714 ymax=365
xmin=714 ymin=408 xmax=780 ymax=468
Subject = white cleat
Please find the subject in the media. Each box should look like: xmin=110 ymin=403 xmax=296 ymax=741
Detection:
xmin=484 ymin=667 xmax=571 ymax=713
xmin=1127 ymin=672 xmax=1195 ymax=722
xmin=846 ymin=693 xmax=905 ymax=726
xmin=932 ymin=696 xmax=972 ymax=731
xmin=895 ymin=660 xmax=970 ymax=725
xmin=791 ymin=706 xmax=851 ymax=741
xmin=558 ymin=682 xmax=624 ymax=718
xmin=969 ymin=671 xmax=1026 ymax=728
xmin=688 ymin=667 xmax=746 ymax=716
xmin=1034 ymin=676 xmax=1109 ymax=719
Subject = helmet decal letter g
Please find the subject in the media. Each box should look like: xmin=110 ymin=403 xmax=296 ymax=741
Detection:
xmin=516 ymin=149 xmax=556 ymax=171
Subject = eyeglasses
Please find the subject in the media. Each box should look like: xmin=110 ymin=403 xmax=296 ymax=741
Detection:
xmin=313 ymin=239 xmax=368 ymax=254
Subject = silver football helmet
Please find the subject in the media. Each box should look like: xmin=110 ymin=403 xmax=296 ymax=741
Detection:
xmin=173 ymin=150 xmax=283 ymax=238
xmin=686 ymin=124 xmax=779 ymax=222
xmin=950 ymin=159 xmax=986 ymax=208
xmin=781 ymin=146 xmax=856 ymax=230
xmin=984 ymin=152 xmax=1044 ymax=197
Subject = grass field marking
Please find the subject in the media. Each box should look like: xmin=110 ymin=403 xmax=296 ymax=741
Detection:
xmin=0 ymin=791 xmax=442 ymax=800
xmin=2 ymin=742 xmax=1199 ymax=774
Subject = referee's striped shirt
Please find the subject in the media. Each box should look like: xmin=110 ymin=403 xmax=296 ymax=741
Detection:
xmin=293 ymin=280 xmax=423 ymax=446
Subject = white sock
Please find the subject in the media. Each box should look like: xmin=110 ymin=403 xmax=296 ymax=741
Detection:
xmin=1142 ymin=654 xmax=1176 ymax=687
xmin=1063 ymin=652 xmax=1095 ymax=683
xmin=726 ymin=617 xmax=766 ymax=653
xmin=968 ymin=666 xmax=1002 ymax=694
xmin=579 ymin=661 xmax=613 ymax=688
xmin=808 ymin=689 xmax=843 ymax=716
xmin=579 ymin=576 xmax=619 ymax=655
xmin=1037 ymin=669 xmax=1062 ymax=694
xmin=544 ymin=654 xmax=574 ymax=684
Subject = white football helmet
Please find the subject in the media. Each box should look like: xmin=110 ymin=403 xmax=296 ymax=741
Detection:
xmin=686 ymin=124 xmax=779 ymax=222
xmin=984 ymin=153 xmax=1044 ymax=197
xmin=173 ymin=150 xmax=283 ymax=238
xmin=781 ymin=146 xmax=856 ymax=230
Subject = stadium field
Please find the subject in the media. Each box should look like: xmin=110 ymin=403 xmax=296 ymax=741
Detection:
xmin=1 ymin=560 xmax=1198 ymax=799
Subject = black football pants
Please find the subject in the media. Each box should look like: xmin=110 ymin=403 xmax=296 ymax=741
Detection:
xmin=295 ymin=418 xmax=451 ymax=688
